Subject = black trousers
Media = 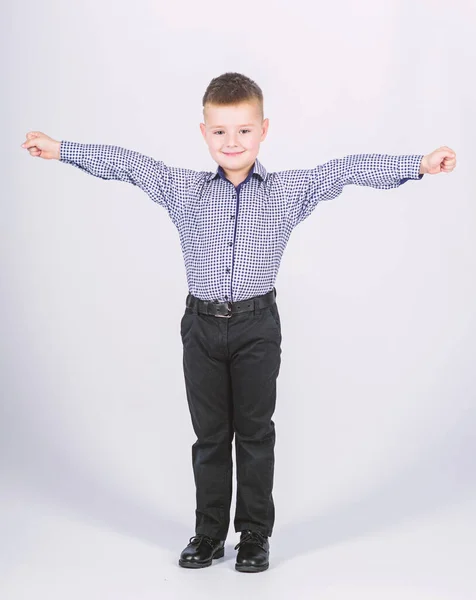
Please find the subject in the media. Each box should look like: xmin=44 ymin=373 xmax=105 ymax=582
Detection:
xmin=180 ymin=288 xmax=282 ymax=540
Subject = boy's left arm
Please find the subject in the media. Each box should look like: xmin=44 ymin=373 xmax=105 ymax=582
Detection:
xmin=286 ymin=146 xmax=457 ymax=228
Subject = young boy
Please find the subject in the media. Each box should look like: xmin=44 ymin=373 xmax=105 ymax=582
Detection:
xmin=21 ymin=72 xmax=456 ymax=573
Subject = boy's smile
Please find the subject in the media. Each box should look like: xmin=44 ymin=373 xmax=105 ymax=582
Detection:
xmin=200 ymin=100 xmax=269 ymax=186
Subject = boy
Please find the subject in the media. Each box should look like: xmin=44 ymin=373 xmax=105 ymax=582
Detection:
xmin=21 ymin=72 xmax=456 ymax=573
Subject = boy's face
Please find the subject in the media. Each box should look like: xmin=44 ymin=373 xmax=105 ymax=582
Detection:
xmin=200 ymin=101 xmax=269 ymax=174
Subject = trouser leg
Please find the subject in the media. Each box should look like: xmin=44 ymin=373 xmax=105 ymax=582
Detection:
xmin=228 ymin=301 xmax=282 ymax=537
xmin=181 ymin=307 xmax=233 ymax=539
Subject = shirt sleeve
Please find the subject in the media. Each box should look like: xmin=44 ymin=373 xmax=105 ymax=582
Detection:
xmin=59 ymin=140 xmax=198 ymax=225
xmin=277 ymin=153 xmax=424 ymax=228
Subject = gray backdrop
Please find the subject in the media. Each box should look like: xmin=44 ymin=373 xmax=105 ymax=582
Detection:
xmin=2 ymin=0 xmax=475 ymax=598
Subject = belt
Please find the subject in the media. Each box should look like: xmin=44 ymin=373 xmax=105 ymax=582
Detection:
xmin=185 ymin=287 xmax=277 ymax=318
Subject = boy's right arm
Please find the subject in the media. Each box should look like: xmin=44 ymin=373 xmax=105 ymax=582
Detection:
xmin=21 ymin=131 xmax=196 ymax=225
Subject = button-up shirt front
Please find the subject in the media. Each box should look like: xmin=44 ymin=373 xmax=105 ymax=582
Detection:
xmin=60 ymin=141 xmax=423 ymax=302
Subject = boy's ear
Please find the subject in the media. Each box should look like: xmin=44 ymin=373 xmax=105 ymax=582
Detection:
xmin=199 ymin=122 xmax=206 ymax=139
xmin=261 ymin=118 xmax=269 ymax=141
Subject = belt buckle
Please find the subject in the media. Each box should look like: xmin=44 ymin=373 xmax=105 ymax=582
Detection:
xmin=215 ymin=301 xmax=232 ymax=318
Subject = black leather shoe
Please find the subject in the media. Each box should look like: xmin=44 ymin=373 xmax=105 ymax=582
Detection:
xmin=179 ymin=534 xmax=225 ymax=569
xmin=234 ymin=530 xmax=269 ymax=572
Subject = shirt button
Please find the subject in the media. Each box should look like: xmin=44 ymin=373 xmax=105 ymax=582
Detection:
xmin=228 ymin=242 xmax=233 ymax=247
xmin=230 ymin=215 xmax=235 ymax=220
xmin=225 ymin=295 xmax=228 ymax=300
xmin=226 ymin=268 xmax=230 ymax=273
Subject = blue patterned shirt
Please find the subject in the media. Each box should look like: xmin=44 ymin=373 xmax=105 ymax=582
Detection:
xmin=59 ymin=141 xmax=424 ymax=302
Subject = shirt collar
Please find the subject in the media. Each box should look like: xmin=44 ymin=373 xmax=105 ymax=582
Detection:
xmin=205 ymin=157 xmax=267 ymax=183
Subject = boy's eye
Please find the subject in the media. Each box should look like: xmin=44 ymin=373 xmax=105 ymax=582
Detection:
xmin=213 ymin=129 xmax=251 ymax=135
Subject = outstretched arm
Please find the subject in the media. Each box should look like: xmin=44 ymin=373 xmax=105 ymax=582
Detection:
xmin=21 ymin=131 xmax=199 ymax=225
xmin=278 ymin=146 xmax=456 ymax=228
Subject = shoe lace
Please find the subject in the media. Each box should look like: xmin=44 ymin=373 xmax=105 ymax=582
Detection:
xmin=189 ymin=534 xmax=217 ymax=549
xmin=234 ymin=530 xmax=267 ymax=551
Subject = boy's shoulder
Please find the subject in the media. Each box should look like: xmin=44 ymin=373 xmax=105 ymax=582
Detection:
xmin=171 ymin=157 xmax=315 ymax=187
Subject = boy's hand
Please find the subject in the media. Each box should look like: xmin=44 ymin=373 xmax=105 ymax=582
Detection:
xmin=419 ymin=146 xmax=457 ymax=175
xmin=21 ymin=131 xmax=61 ymax=160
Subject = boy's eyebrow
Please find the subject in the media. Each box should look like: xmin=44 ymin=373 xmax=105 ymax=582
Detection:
xmin=209 ymin=123 xmax=256 ymax=128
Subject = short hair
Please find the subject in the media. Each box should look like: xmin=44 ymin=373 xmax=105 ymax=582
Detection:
xmin=202 ymin=72 xmax=264 ymax=118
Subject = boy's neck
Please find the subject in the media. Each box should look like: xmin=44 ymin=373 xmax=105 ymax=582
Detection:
xmin=221 ymin=162 xmax=254 ymax=188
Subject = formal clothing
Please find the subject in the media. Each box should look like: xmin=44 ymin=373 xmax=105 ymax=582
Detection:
xmin=182 ymin=287 xmax=280 ymax=538
xmin=59 ymin=140 xmax=424 ymax=539
xmin=60 ymin=141 xmax=423 ymax=302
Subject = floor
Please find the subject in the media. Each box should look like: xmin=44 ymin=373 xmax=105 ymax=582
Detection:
xmin=1 ymin=477 xmax=475 ymax=600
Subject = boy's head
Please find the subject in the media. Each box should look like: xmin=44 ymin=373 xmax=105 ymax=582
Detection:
xmin=200 ymin=72 xmax=269 ymax=177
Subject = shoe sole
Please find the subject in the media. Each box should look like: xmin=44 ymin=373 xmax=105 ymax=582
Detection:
xmin=178 ymin=547 xmax=224 ymax=568
xmin=235 ymin=562 xmax=269 ymax=573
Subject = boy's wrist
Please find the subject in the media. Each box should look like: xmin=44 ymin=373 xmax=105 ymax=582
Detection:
xmin=419 ymin=155 xmax=428 ymax=175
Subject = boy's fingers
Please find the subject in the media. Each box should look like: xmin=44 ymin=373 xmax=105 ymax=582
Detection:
xmin=441 ymin=145 xmax=454 ymax=154
xmin=21 ymin=132 xmax=42 ymax=148
xmin=23 ymin=139 xmax=43 ymax=149
xmin=436 ymin=146 xmax=455 ymax=158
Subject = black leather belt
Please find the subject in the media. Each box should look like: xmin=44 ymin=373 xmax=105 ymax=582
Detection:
xmin=185 ymin=287 xmax=277 ymax=318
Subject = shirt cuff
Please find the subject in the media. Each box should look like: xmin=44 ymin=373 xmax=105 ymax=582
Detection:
xmin=59 ymin=140 xmax=83 ymax=162
xmin=398 ymin=154 xmax=424 ymax=180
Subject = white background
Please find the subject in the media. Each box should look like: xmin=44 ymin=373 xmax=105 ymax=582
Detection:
xmin=2 ymin=0 xmax=475 ymax=598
